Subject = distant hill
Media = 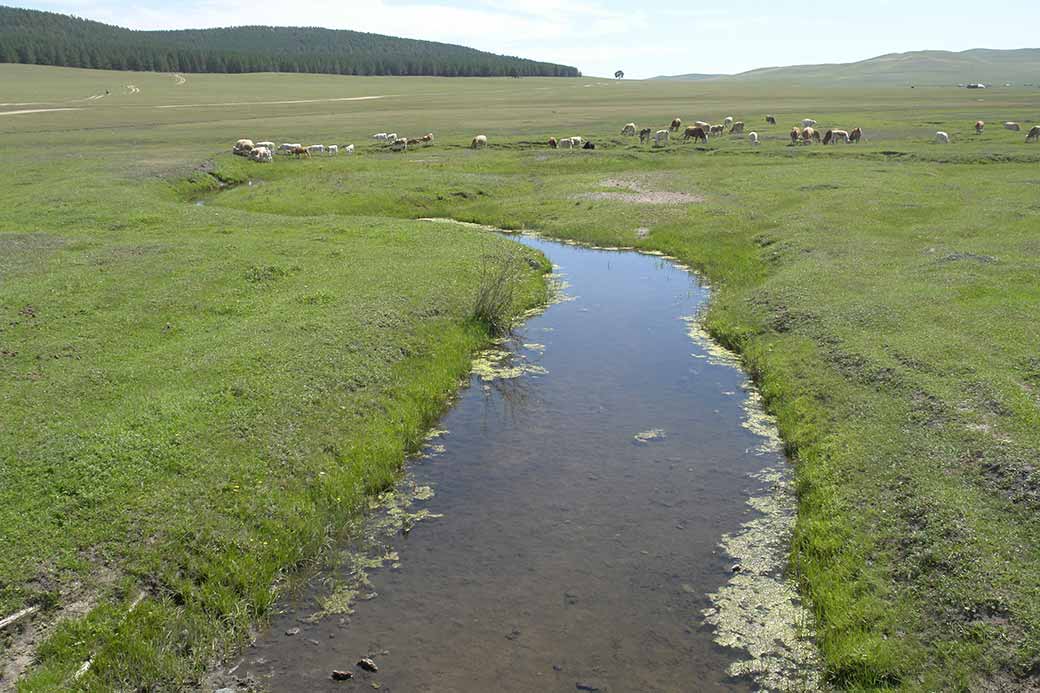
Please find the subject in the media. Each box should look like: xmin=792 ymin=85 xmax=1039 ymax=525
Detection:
xmin=651 ymin=73 xmax=725 ymax=81
xmin=653 ymin=48 xmax=1040 ymax=86
xmin=0 ymin=5 xmax=579 ymax=78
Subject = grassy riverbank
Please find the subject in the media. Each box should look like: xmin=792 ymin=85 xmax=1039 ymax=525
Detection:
xmin=2 ymin=64 xmax=1040 ymax=690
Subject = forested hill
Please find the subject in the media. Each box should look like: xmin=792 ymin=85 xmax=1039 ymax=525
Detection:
xmin=0 ymin=6 xmax=580 ymax=77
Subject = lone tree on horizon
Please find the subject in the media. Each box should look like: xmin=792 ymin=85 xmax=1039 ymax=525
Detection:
xmin=615 ymin=70 xmax=624 ymax=79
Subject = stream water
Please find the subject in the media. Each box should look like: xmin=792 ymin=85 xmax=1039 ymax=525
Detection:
xmin=230 ymin=233 xmax=815 ymax=692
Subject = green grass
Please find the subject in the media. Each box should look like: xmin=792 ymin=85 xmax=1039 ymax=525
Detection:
xmin=2 ymin=63 xmax=1040 ymax=691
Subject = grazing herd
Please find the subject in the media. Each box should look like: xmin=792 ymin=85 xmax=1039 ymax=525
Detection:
xmin=230 ymin=115 xmax=1039 ymax=163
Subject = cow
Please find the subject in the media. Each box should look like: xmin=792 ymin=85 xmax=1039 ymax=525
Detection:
xmin=249 ymin=146 xmax=272 ymax=163
xmin=1004 ymin=122 xmax=1021 ymax=131
xmin=570 ymin=136 xmax=583 ymax=147
xmin=385 ymin=133 xmax=398 ymax=143
xmin=801 ymin=119 xmax=817 ymax=128
xmin=372 ymin=133 xmax=388 ymax=141
xmin=233 ymin=138 xmax=254 ymax=156
xmin=849 ymin=128 xmax=862 ymax=143
xmin=255 ymin=141 xmax=275 ymax=151
xmin=621 ymin=123 xmax=637 ymax=136
xmin=975 ymin=120 xmax=985 ymax=134
xmin=278 ymin=143 xmax=300 ymax=155
xmin=420 ymin=133 xmax=434 ymax=143
xmin=639 ymin=128 xmax=652 ymax=144
xmin=1026 ymin=125 xmax=1040 ymax=143
xmin=342 ymin=144 xmax=355 ymax=155
xmin=559 ymin=137 xmax=573 ymax=149
xmin=723 ymin=116 xmax=734 ymax=129
xmin=766 ymin=115 xmax=777 ymax=125
xmin=748 ymin=131 xmax=759 ymax=145
xmin=710 ymin=124 xmax=725 ymax=136
xmin=830 ymin=129 xmax=850 ymax=144
xmin=407 ymin=138 xmax=421 ymax=145
xmin=823 ymin=129 xmax=833 ymax=145
xmin=306 ymin=144 xmax=324 ymax=155
xmin=583 ymin=141 xmax=596 ymax=150
xmin=291 ymin=146 xmax=309 ymax=158
xmin=654 ymin=129 xmax=669 ymax=147
xmin=391 ymin=138 xmax=407 ymax=151
xmin=670 ymin=118 xmax=682 ymax=131
xmin=801 ymin=127 xmax=818 ymax=143
xmin=683 ymin=126 xmax=708 ymax=143
xmin=790 ymin=127 xmax=800 ymax=144
xmin=935 ymin=131 xmax=950 ymax=144
xmin=471 ymin=135 xmax=488 ymax=149
xmin=326 ymin=144 xmax=338 ymax=156
xmin=548 ymin=137 xmax=558 ymax=149
xmin=694 ymin=121 xmax=710 ymax=129
xmin=730 ymin=121 xmax=745 ymax=135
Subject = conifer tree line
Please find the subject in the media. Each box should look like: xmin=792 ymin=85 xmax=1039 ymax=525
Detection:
xmin=0 ymin=6 xmax=580 ymax=77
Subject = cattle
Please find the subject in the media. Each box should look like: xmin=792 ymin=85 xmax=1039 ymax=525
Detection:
xmin=548 ymin=137 xmax=558 ymax=149
xmin=391 ymin=137 xmax=407 ymax=152
xmin=683 ymin=126 xmax=708 ymax=143
xmin=290 ymin=146 xmax=309 ymax=158
xmin=654 ymin=129 xmax=669 ymax=147
xmin=372 ymin=133 xmax=388 ymax=141
xmin=935 ymin=131 xmax=950 ymax=144
xmin=621 ymin=123 xmax=637 ymax=136
xmin=406 ymin=138 xmax=421 ymax=145
xmin=849 ymin=128 xmax=862 ymax=143
xmin=1026 ymin=125 xmax=1040 ymax=143
xmin=559 ymin=137 xmax=573 ymax=149
xmin=823 ymin=129 xmax=832 ymax=145
xmin=306 ymin=144 xmax=324 ymax=155
xmin=730 ymin=121 xmax=745 ymax=135
xmin=420 ymin=133 xmax=434 ymax=143
xmin=233 ymin=138 xmax=254 ymax=156
xmin=748 ymin=132 xmax=759 ymax=145
xmin=790 ymin=127 xmax=800 ymax=144
xmin=801 ymin=127 xmax=818 ymax=143
xmin=766 ymin=115 xmax=777 ymax=125
xmin=723 ymin=116 xmax=734 ymax=129
xmin=570 ymin=136 xmax=583 ymax=147
xmin=255 ymin=141 xmax=275 ymax=151
xmin=386 ymin=133 xmax=398 ymax=143
xmin=826 ymin=129 xmax=849 ymax=144
xmin=341 ymin=144 xmax=355 ymax=155
xmin=583 ymin=141 xmax=596 ymax=150
xmin=694 ymin=120 xmax=710 ymax=129
xmin=639 ymin=128 xmax=652 ymax=144
xmin=471 ymin=135 xmax=488 ymax=149
xmin=710 ymin=124 xmax=725 ymax=136
xmin=670 ymin=118 xmax=682 ymax=131
xmin=1004 ymin=122 xmax=1021 ymax=131
xmin=326 ymin=144 xmax=338 ymax=156
xmin=975 ymin=120 xmax=985 ymax=134
xmin=249 ymin=146 xmax=272 ymax=163
xmin=801 ymin=119 xmax=817 ymax=128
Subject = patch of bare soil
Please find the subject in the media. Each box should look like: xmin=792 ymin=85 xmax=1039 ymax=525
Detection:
xmin=576 ymin=177 xmax=704 ymax=205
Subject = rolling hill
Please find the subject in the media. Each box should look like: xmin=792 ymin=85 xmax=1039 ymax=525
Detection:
xmin=0 ymin=5 xmax=579 ymax=77
xmin=654 ymin=48 xmax=1040 ymax=86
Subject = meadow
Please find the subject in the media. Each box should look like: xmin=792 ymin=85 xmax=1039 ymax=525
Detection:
xmin=2 ymin=63 xmax=1040 ymax=691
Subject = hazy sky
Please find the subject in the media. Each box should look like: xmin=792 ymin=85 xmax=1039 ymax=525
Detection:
xmin=11 ymin=0 xmax=1036 ymax=78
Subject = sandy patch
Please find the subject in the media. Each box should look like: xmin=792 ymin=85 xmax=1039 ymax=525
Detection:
xmin=577 ymin=177 xmax=703 ymax=205
xmin=172 ymin=73 xmax=186 ymax=85
xmin=156 ymin=95 xmax=387 ymax=109
xmin=0 ymin=108 xmax=83 ymax=117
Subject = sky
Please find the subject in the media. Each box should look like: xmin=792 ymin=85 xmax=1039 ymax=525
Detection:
xmin=9 ymin=0 xmax=1036 ymax=78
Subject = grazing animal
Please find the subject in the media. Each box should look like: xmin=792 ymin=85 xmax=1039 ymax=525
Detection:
xmin=823 ymin=129 xmax=833 ymax=145
xmin=723 ymin=116 xmax=734 ymax=129
xmin=766 ymin=115 xmax=777 ymax=125
xmin=342 ymin=144 xmax=355 ymax=155
xmin=1004 ymin=122 xmax=1021 ymax=131
xmin=559 ymin=137 xmax=573 ymax=149
xmin=694 ymin=120 xmax=710 ymax=129
xmin=790 ymin=127 xmax=800 ymax=144
xmin=730 ymin=121 xmax=744 ymax=135
xmin=683 ymin=126 xmax=708 ymax=143
xmin=306 ymin=144 xmax=325 ymax=155
xmin=830 ymin=129 xmax=850 ymax=144
xmin=583 ymin=141 xmax=596 ymax=150
xmin=420 ymin=133 xmax=434 ymax=143
xmin=548 ymin=137 xmax=558 ymax=149
xmin=975 ymin=120 xmax=985 ymax=134
xmin=471 ymin=135 xmax=488 ymax=149
xmin=278 ymin=143 xmax=301 ymax=154
xmin=291 ymin=146 xmax=309 ymax=158
xmin=654 ymin=129 xmax=669 ymax=147
xmin=670 ymin=118 xmax=682 ymax=131
xmin=710 ymin=124 xmax=725 ymax=136
xmin=639 ymin=127 xmax=652 ymax=144
xmin=233 ymin=138 xmax=254 ymax=156
xmin=748 ymin=131 xmax=759 ymax=145
xmin=372 ymin=133 xmax=388 ymax=141
xmin=390 ymin=138 xmax=407 ymax=151
xmin=249 ymin=146 xmax=272 ymax=163
xmin=570 ymin=136 xmax=583 ymax=147
xmin=849 ymin=128 xmax=862 ymax=143
xmin=801 ymin=127 xmax=818 ymax=143
xmin=621 ymin=123 xmax=637 ymax=136
xmin=1026 ymin=125 xmax=1040 ymax=143
xmin=407 ymin=138 xmax=421 ymax=145
xmin=385 ymin=133 xmax=398 ymax=143
xmin=801 ymin=118 xmax=817 ymax=128
xmin=935 ymin=131 xmax=950 ymax=144
xmin=255 ymin=141 xmax=275 ymax=151
xmin=326 ymin=144 xmax=338 ymax=156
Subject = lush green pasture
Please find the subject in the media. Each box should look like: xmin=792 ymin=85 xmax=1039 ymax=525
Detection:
xmin=2 ymin=63 xmax=1040 ymax=691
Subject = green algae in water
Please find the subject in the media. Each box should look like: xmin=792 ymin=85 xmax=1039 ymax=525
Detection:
xmin=471 ymin=347 xmax=548 ymax=382
xmin=632 ymin=428 xmax=666 ymax=444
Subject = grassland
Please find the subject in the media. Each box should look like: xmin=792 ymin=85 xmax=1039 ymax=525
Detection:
xmin=2 ymin=62 xmax=1040 ymax=691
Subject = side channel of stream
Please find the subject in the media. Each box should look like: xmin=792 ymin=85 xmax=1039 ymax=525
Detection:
xmin=229 ymin=231 xmax=819 ymax=692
